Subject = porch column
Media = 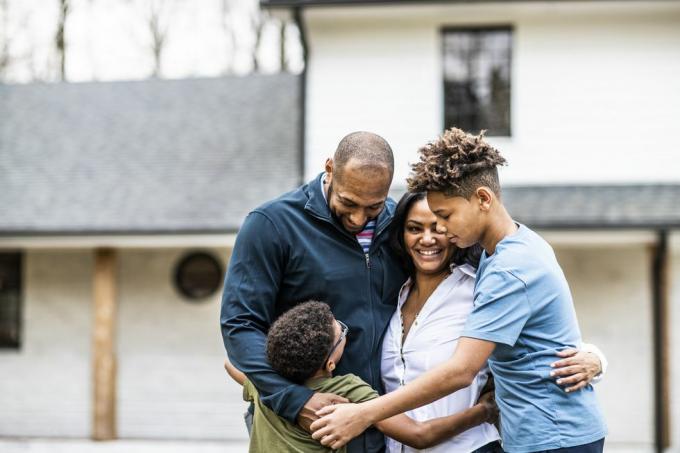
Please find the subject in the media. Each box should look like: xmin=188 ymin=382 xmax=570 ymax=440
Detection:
xmin=92 ymin=248 xmax=117 ymax=440
xmin=651 ymin=230 xmax=670 ymax=452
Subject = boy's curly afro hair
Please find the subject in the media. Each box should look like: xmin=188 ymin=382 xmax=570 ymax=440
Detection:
xmin=407 ymin=128 xmax=507 ymax=198
xmin=266 ymin=301 xmax=336 ymax=384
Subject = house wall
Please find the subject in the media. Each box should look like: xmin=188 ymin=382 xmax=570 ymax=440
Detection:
xmin=303 ymin=1 xmax=680 ymax=187
xmin=0 ymin=250 xmax=93 ymax=437
xmin=554 ymin=245 xmax=654 ymax=452
xmin=0 ymin=247 xmax=249 ymax=441
xmin=670 ymin=236 xmax=680 ymax=453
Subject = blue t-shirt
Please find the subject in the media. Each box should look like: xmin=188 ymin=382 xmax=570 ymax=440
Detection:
xmin=461 ymin=224 xmax=606 ymax=453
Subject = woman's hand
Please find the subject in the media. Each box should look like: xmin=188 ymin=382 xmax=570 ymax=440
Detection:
xmin=310 ymin=403 xmax=371 ymax=450
xmin=550 ymin=348 xmax=602 ymax=392
xmin=478 ymin=391 xmax=499 ymax=425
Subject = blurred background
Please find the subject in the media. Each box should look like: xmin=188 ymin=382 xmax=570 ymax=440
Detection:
xmin=1 ymin=1 xmax=679 ymax=452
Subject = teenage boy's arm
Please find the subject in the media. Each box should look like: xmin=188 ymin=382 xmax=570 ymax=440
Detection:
xmin=311 ymin=337 xmax=496 ymax=449
xmin=224 ymin=357 xmax=247 ymax=386
xmin=221 ymin=212 xmax=346 ymax=428
xmin=374 ymin=391 xmax=496 ymax=449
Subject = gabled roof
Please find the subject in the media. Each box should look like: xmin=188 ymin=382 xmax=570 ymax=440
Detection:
xmin=0 ymin=75 xmax=302 ymax=235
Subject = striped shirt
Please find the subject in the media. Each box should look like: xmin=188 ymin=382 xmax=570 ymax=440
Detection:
xmin=356 ymin=220 xmax=376 ymax=254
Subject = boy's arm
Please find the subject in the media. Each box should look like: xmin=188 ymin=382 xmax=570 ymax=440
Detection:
xmin=224 ymin=357 xmax=247 ymax=386
xmin=311 ymin=337 xmax=495 ymax=449
xmin=374 ymin=393 xmax=495 ymax=449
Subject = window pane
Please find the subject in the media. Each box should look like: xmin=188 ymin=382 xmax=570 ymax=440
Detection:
xmin=0 ymin=253 xmax=22 ymax=349
xmin=443 ymin=28 xmax=512 ymax=136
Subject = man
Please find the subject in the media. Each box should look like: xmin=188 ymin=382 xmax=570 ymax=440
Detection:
xmin=310 ymin=128 xmax=607 ymax=453
xmin=221 ymin=131 xmax=604 ymax=453
xmin=221 ymin=132 xmax=407 ymax=452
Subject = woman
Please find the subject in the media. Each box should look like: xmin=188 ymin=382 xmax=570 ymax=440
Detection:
xmin=381 ymin=191 xmax=502 ymax=453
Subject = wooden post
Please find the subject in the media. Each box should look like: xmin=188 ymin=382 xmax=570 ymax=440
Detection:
xmin=651 ymin=230 xmax=670 ymax=452
xmin=92 ymin=248 xmax=117 ymax=440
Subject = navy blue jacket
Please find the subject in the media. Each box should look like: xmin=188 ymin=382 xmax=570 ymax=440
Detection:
xmin=221 ymin=173 xmax=407 ymax=452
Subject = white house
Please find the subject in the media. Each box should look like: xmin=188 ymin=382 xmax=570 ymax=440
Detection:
xmin=260 ymin=1 xmax=680 ymax=452
xmin=0 ymin=75 xmax=301 ymax=441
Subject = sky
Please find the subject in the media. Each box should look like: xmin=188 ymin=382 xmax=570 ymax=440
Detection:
xmin=1 ymin=0 xmax=303 ymax=84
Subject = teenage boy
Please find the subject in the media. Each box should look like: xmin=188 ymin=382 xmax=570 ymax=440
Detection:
xmin=224 ymin=300 xmax=499 ymax=453
xmin=311 ymin=128 xmax=607 ymax=453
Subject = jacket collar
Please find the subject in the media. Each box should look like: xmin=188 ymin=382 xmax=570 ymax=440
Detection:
xmin=304 ymin=172 xmax=395 ymax=236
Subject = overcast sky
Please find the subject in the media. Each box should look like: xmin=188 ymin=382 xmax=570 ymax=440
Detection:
xmin=1 ymin=0 xmax=303 ymax=84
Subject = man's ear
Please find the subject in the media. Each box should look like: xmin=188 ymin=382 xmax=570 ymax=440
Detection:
xmin=475 ymin=187 xmax=494 ymax=211
xmin=325 ymin=158 xmax=334 ymax=182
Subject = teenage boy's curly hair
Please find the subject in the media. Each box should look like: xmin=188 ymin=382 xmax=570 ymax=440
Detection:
xmin=266 ymin=301 xmax=336 ymax=384
xmin=407 ymin=128 xmax=507 ymax=198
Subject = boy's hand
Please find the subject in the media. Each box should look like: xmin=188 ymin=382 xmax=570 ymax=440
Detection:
xmin=311 ymin=403 xmax=370 ymax=450
xmin=297 ymin=392 xmax=349 ymax=433
xmin=550 ymin=348 xmax=601 ymax=392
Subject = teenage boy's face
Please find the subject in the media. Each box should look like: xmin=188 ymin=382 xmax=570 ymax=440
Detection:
xmin=327 ymin=319 xmax=348 ymax=365
xmin=426 ymin=190 xmax=483 ymax=249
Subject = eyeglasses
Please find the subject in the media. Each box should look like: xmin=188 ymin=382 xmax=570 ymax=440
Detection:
xmin=324 ymin=320 xmax=349 ymax=365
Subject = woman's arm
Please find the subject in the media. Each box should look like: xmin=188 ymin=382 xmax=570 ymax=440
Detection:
xmin=311 ymin=337 xmax=496 ymax=449
xmin=374 ymin=391 xmax=497 ymax=449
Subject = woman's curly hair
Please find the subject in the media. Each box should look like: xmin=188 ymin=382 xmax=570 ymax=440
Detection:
xmin=266 ymin=301 xmax=335 ymax=384
xmin=407 ymin=128 xmax=507 ymax=198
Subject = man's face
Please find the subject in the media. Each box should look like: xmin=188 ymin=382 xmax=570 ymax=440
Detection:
xmin=426 ymin=190 xmax=484 ymax=249
xmin=326 ymin=159 xmax=391 ymax=234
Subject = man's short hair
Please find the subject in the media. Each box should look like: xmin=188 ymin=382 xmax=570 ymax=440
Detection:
xmin=407 ymin=128 xmax=507 ymax=199
xmin=334 ymin=131 xmax=394 ymax=181
xmin=266 ymin=301 xmax=335 ymax=384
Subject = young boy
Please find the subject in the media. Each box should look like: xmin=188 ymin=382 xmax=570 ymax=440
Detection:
xmin=224 ymin=300 xmax=498 ymax=453
xmin=311 ymin=128 xmax=607 ymax=453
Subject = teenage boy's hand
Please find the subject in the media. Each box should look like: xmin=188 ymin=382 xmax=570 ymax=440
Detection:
xmin=311 ymin=402 xmax=369 ymax=450
xmin=297 ymin=392 xmax=349 ymax=433
xmin=550 ymin=348 xmax=602 ymax=392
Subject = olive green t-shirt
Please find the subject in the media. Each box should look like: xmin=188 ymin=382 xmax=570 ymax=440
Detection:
xmin=243 ymin=374 xmax=379 ymax=453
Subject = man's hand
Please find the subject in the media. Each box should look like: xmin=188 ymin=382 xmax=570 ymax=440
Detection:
xmin=297 ymin=392 xmax=348 ymax=433
xmin=477 ymin=390 xmax=499 ymax=425
xmin=550 ymin=348 xmax=602 ymax=393
xmin=310 ymin=403 xmax=370 ymax=450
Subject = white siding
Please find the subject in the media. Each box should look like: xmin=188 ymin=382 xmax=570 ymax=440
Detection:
xmin=0 ymin=247 xmax=248 ymax=441
xmin=304 ymin=1 xmax=680 ymax=187
xmin=555 ymin=245 xmax=654 ymax=452
xmin=116 ymin=248 xmax=245 ymax=441
xmin=0 ymin=250 xmax=93 ymax=437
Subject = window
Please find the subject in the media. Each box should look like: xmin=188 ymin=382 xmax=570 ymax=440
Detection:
xmin=443 ymin=27 xmax=512 ymax=136
xmin=174 ymin=252 xmax=223 ymax=301
xmin=0 ymin=252 xmax=22 ymax=349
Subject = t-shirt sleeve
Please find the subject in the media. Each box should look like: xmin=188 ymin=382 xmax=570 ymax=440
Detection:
xmin=340 ymin=375 xmax=380 ymax=404
xmin=461 ymin=269 xmax=531 ymax=347
xmin=243 ymin=379 xmax=256 ymax=403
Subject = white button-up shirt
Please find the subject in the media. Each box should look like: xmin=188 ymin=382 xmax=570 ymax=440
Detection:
xmin=381 ymin=264 xmax=500 ymax=453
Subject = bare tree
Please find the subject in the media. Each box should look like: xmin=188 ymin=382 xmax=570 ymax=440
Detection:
xmin=220 ymin=0 xmax=236 ymax=74
xmin=55 ymin=0 xmax=69 ymax=80
xmin=146 ymin=0 xmax=170 ymax=78
xmin=0 ymin=0 xmax=9 ymax=78
xmin=250 ymin=6 xmax=265 ymax=72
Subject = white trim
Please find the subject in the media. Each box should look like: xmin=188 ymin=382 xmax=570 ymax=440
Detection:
xmin=0 ymin=234 xmax=237 ymax=250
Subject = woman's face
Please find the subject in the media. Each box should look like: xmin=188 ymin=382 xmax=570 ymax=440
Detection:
xmin=403 ymin=198 xmax=456 ymax=276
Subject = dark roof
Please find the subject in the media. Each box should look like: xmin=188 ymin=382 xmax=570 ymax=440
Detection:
xmin=0 ymin=75 xmax=302 ymax=235
xmin=503 ymin=184 xmax=680 ymax=230
xmin=390 ymin=184 xmax=680 ymax=230
xmin=262 ymin=0 xmax=600 ymax=7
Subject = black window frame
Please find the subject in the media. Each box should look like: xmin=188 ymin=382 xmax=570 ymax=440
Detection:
xmin=173 ymin=251 xmax=224 ymax=301
xmin=0 ymin=252 xmax=23 ymax=349
xmin=441 ymin=25 xmax=513 ymax=137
